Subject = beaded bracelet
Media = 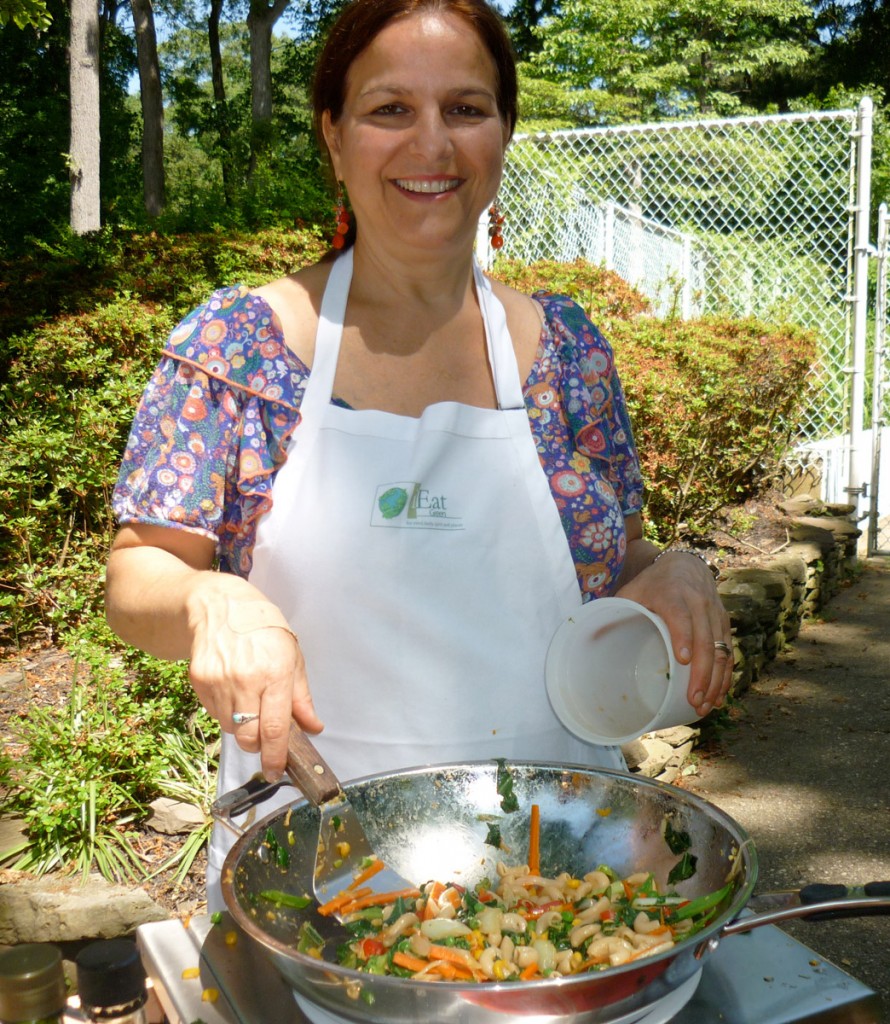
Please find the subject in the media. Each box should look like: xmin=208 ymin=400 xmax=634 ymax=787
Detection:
xmin=651 ymin=547 xmax=721 ymax=580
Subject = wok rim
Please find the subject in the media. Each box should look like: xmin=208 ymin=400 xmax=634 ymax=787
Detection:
xmin=220 ymin=759 xmax=759 ymax=997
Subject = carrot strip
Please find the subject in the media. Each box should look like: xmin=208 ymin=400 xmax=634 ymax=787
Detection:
xmin=430 ymin=961 xmax=474 ymax=981
xmin=348 ymin=859 xmax=385 ymax=890
xmin=392 ymin=951 xmax=431 ymax=973
xmin=528 ymin=803 xmax=540 ymax=876
xmin=428 ymin=944 xmax=486 ymax=980
xmin=316 ymin=886 xmax=373 ymax=917
xmin=519 ymin=962 xmax=541 ymax=981
xmin=336 ymin=886 xmax=421 ymax=916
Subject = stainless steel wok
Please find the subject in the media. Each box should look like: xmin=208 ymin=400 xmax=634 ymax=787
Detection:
xmin=214 ymin=761 xmax=885 ymax=1024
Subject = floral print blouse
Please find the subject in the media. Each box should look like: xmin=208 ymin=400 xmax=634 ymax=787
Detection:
xmin=113 ymin=285 xmax=644 ymax=600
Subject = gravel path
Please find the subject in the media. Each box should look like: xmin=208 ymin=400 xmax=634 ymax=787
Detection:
xmin=682 ymin=557 xmax=890 ymax=1018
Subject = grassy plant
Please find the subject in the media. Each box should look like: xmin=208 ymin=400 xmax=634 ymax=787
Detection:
xmin=0 ymin=627 xmax=219 ymax=882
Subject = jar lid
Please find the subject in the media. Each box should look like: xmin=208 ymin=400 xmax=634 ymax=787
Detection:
xmin=0 ymin=944 xmax=67 ymax=1023
xmin=75 ymin=940 xmax=146 ymax=1010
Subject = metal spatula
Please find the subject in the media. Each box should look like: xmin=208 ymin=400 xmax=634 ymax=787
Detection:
xmin=284 ymin=723 xmax=419 ymax=923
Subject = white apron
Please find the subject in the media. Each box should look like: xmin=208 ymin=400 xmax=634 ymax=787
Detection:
xmin=206 ymin=250 xmax=625 ymax=909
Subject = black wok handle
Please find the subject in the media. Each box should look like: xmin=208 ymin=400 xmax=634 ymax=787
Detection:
xmin=284 ymin=721 xmax=343 ymax=806
xmin=800 ymin=881 xmax=890 ymax=920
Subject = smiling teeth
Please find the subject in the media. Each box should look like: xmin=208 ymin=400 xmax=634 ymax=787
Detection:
xmin=396 ymin=179 xmax=459 ymax=193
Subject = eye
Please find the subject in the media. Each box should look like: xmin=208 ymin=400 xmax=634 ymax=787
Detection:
xmin=370 ymin=103 xmax=407 ymax=117
xmin=450 ymin=104 xmax=486 ymax=118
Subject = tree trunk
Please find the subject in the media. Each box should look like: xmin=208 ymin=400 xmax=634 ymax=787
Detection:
xmin=69 ymin=0 xmax=101 ymax=233
xmin=247 ymin=0 xmax=289 ymax=177
xmin=130 ymin=0 xmax=165 ymax=218
xmin=208 ymin=0 xmax=235 ymax=204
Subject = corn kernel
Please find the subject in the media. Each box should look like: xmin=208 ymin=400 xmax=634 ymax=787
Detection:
xmin=181 ymin=967 xmax=200 ymax=980
xmin=225 ymin=931 xmax=238 ymax=946
xmin=596 ymin=808 xmax=612 ymax=817
xmin=337 ymin=842 xmax=351 ymax=858
xmin=566 ymin=878 xmax=581 ymax=889
xmin=493 ymin=960 xmax=512 ymax=981
xmin=202 ymin=987 xmax=220 ymax=1003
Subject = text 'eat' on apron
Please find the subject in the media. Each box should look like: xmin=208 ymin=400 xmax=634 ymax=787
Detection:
xmin=206 ymin=248 xmax=625 ymax=908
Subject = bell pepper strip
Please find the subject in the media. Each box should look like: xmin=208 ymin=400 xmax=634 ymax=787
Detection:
xmin=665 ymin=881 xmax=733 ymax=923
xmin=258 ymin=889 xmax=312 ymax=909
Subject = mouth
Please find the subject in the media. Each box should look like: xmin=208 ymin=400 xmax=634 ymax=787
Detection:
xmin=394 ymin=178 xmax=461 ymax=195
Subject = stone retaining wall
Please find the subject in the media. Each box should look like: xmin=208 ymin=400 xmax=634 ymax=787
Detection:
xmin=627 ymin=497 xmax=862 ymax=784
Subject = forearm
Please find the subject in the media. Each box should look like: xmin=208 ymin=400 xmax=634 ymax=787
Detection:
xmin=613 ymin=535 xmax=660 ymax=591
xmin=105 ymin=544 xmax=282 ymax=662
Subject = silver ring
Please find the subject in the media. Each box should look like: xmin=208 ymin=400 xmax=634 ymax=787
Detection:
xmin=713 ymin=641 xmax=732 ymax=655
xmin=232 ymin=712 xmax=259 ymax=725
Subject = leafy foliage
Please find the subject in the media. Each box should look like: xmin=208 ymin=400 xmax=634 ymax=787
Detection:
xmin=492 ymin=258 xmax=818 ymax=543
xmin=531 ymin=0 xmax=814 ymax=121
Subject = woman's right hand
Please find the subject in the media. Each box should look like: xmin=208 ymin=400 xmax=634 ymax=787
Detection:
xmin=187 ymin=592 xmax=324 ymax=781
xmin=106 ymin=523 xmax=323 ymax=782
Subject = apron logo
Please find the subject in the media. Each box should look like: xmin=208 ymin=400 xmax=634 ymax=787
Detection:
xmin=372 ymin=483 xmax=464 ymax=530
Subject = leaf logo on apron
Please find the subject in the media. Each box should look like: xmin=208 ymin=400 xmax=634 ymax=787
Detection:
xmin=371 ymin=482 xmax=464 ymax=530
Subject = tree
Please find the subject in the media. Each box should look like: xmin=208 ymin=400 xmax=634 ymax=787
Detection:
xmin=246 ymin=0 xmax=289 ymax=174
xmin=532 ymin=0 xmax=815 ymax=121
xmin=0 ymin=0 xmax=51 ymax=30
xmin=69 ymin=0 xmax=101 ymax=232
xmin=130 ymin=0 xmax=165 ymax=216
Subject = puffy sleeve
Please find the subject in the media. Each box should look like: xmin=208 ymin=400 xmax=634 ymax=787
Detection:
xmin=536 ymin=293 xmax=644 ymax=516
xmin=112 ymin=285 xmax=305 ymax=577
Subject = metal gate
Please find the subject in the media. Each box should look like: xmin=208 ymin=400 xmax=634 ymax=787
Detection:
xmin=487 ymin=99 xmax=889 ymax=552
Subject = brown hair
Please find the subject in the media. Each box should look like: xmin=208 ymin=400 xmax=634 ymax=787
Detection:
xmin=312 ymin=0 xmax=518 ymax=171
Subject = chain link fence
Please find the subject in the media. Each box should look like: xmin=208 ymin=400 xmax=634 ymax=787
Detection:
xmin=490 ymin=108 xmax=863 ymax=454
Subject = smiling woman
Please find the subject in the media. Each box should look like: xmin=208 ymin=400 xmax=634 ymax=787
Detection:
xmin=104 ymin=0 xmax=732 ymax=915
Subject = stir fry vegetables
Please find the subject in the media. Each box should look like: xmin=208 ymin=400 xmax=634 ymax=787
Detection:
xmin=333 ymin=862 xmax=733 ymax=982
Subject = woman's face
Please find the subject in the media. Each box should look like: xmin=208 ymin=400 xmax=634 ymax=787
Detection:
xmin=322 ymin=11 xmax=511 ymax=258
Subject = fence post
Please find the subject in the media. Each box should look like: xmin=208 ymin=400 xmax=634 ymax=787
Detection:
xmin=869 ymin=203 xmax=889 ymax=555
xmin=849 ymin=96 xmax=873 ymax=516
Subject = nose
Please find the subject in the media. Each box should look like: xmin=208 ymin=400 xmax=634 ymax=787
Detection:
xmin=409 ymin=109 xmax=454 ymax=162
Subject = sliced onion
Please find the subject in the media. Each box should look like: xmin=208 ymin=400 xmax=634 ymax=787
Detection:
xmin=420 ymin=917 xmax=472 ymax=940
xmin=532 ymin=938 xmax=557 ymax=973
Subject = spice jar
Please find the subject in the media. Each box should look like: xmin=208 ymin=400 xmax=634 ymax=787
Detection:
xmin=0 ymin=944 xmax=67 ymax=1024
xmin=75 ymin=941 xmax=147 ymax=1024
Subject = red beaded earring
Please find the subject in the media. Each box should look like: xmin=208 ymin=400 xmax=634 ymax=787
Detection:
xmin=332 ymin=186 xmax=350 ymax=250
xmin=488 ymin=202 xmax=505 ymax=250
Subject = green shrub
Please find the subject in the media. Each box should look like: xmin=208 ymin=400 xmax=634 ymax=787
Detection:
xmin=0 ymin=227 xmax=327 ymax=639
xmin=610 ymin=316 xmax=817 ymax=541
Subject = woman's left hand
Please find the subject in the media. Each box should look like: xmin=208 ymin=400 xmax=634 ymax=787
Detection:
xmin=615 ymin=549 xmax=733 ymax=716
